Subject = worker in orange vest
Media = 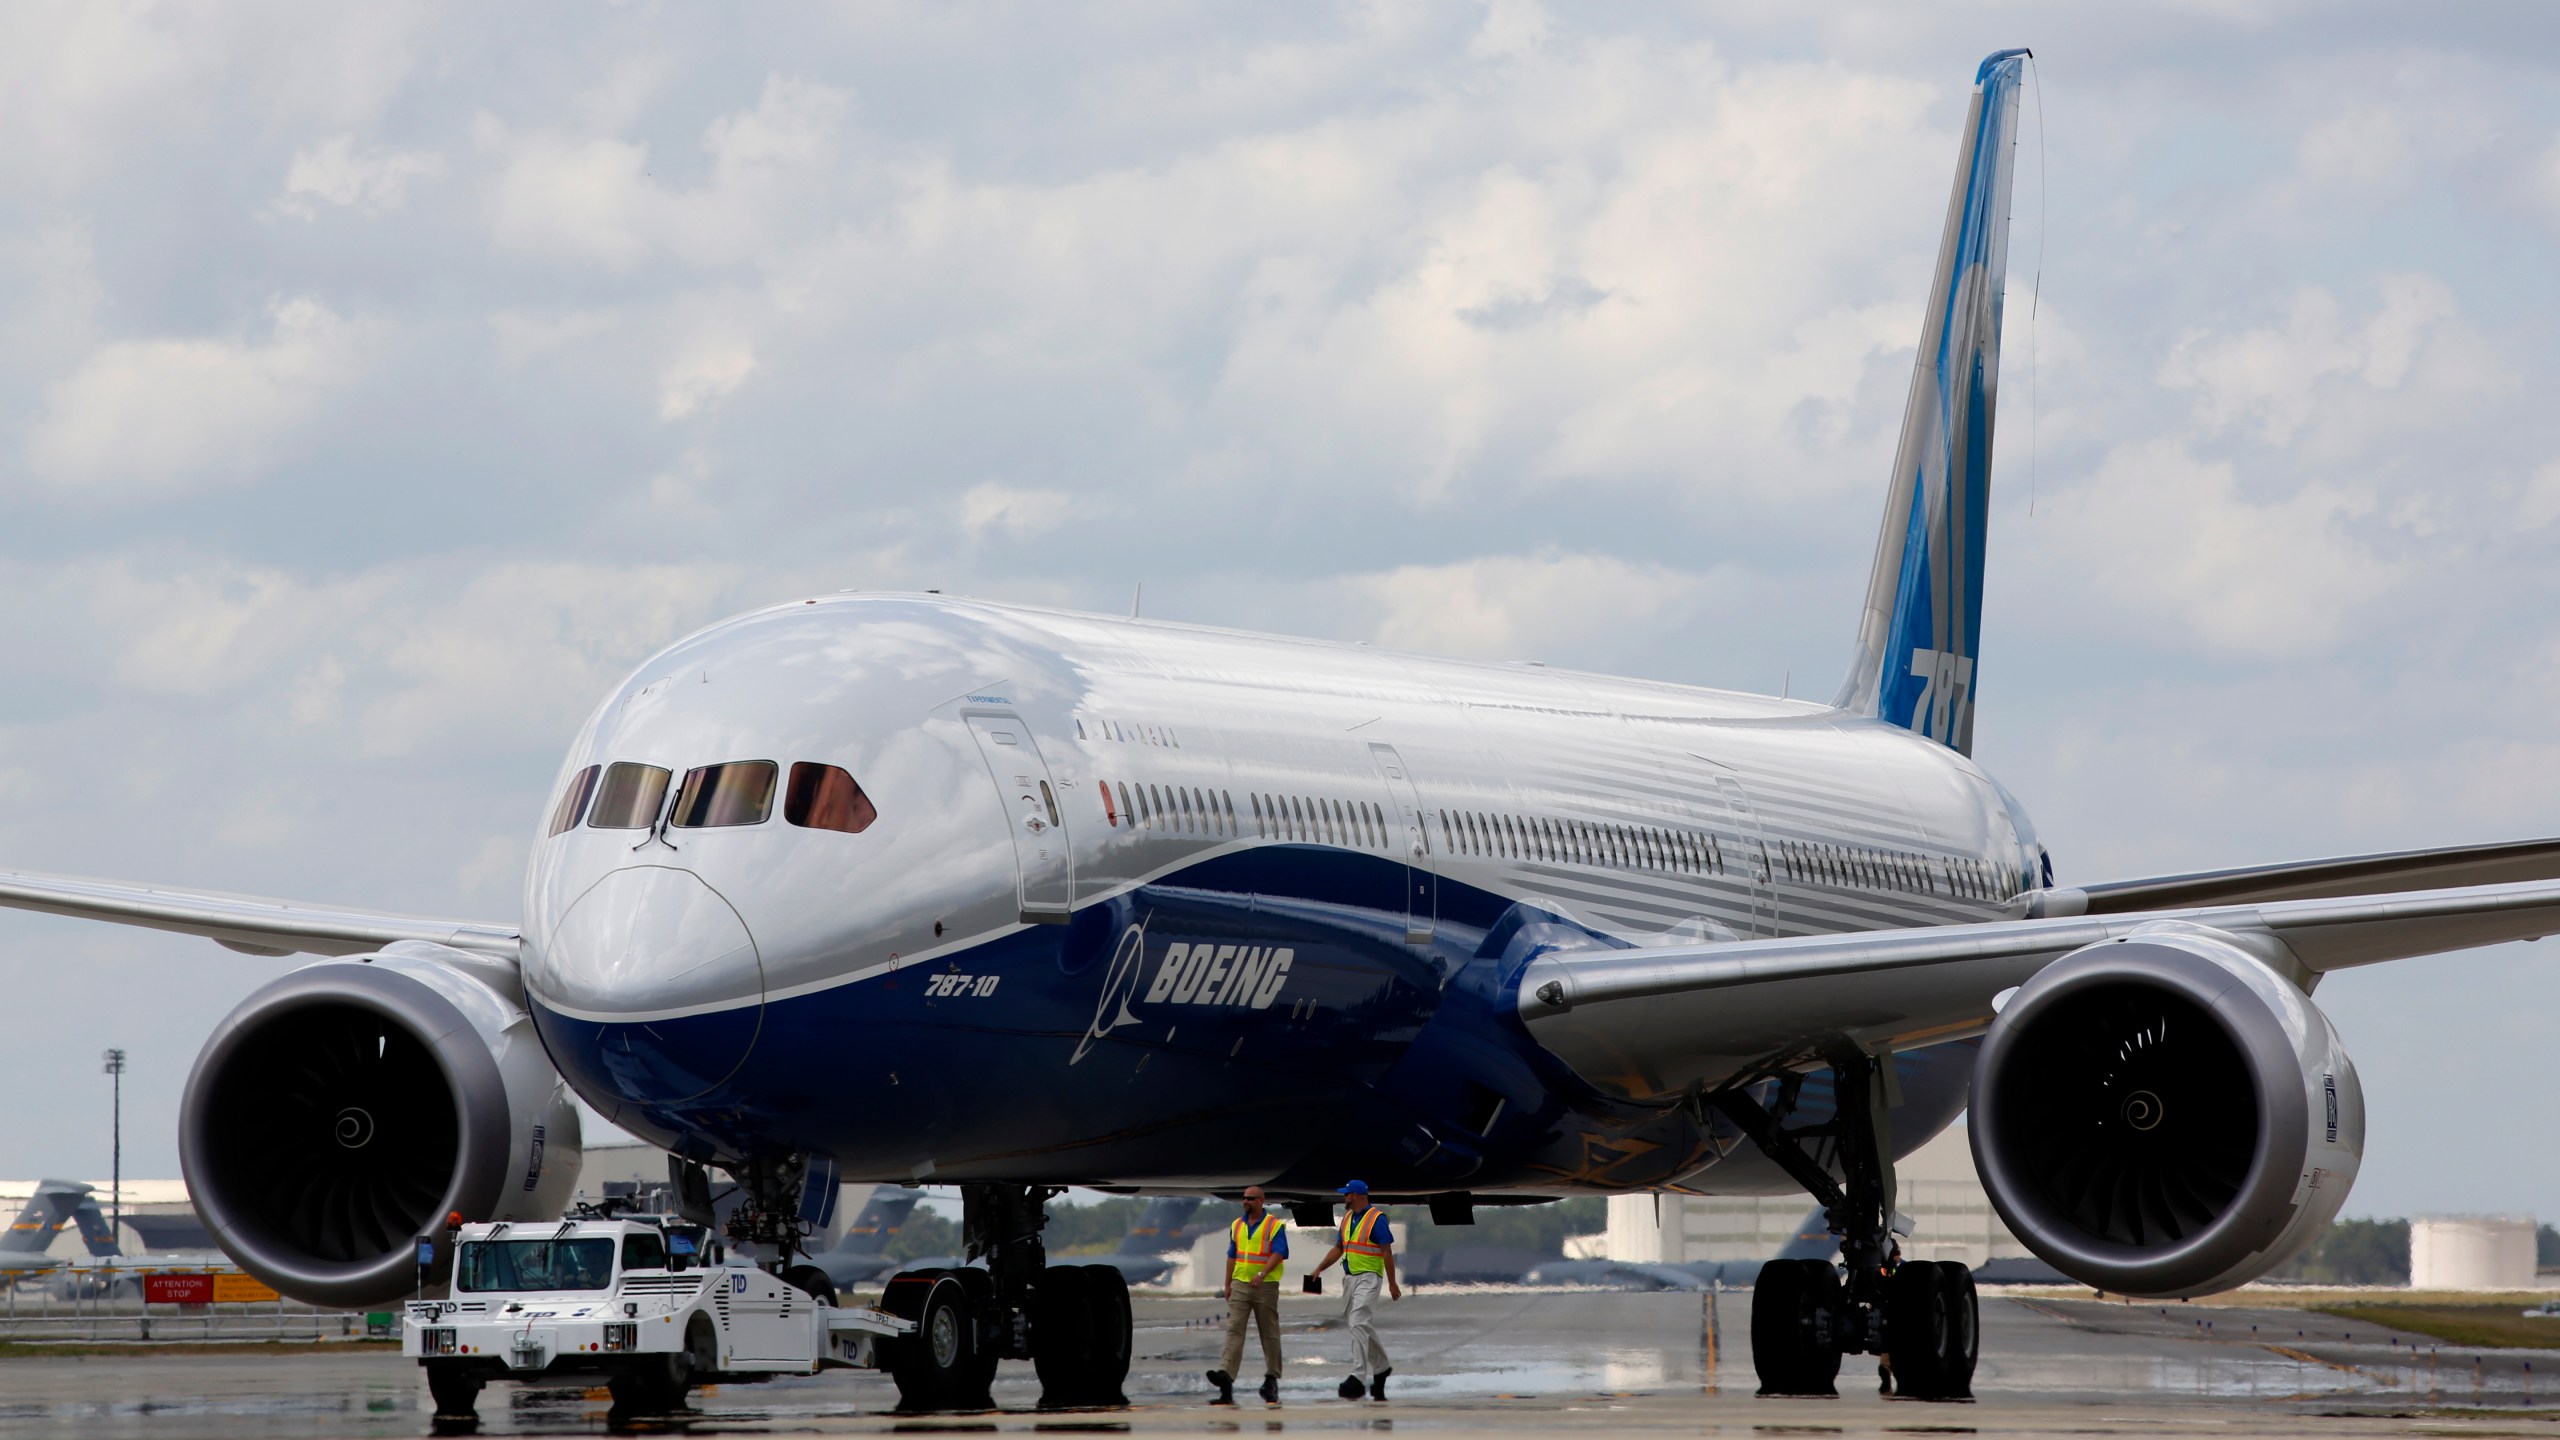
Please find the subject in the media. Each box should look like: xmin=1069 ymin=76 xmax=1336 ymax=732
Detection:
xmin=1206 ymin=1185 xmax=1287 ymax=1405
xmin=1309 ymin=1180 xmax=1399 ymax=1400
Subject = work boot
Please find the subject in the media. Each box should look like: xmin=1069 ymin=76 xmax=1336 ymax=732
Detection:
xmin=1337 ymin=1375 xmax=1366 ymax=1399
xmin=1372 ymin=1367 xmax=1392 ymax=1401
xmin=1206 ymin=1369 xmax=1235 ymax=1405
xmin=1259 ymin=1374 xmax=1280 ymax=1404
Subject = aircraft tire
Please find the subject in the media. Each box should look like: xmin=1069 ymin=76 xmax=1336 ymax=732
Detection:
xmin=1031 ymin=1265 xmax=1098 ymax=1405
xmin=1935 ymin=1262 xmax=1979 ymax=1398
xmin=1749 ymin=1259 xmax=1842 ymax=1397
xmin=1883 ymin=1261 xmax=1975 ymax=1399
xmin=882 ymin=1271 xmax=983 ymax=1411
xmin=424 ymin=1361 xmax=484 ymax=1418
xmin=1077 ymin=1263 xmax=1133 ymax=1404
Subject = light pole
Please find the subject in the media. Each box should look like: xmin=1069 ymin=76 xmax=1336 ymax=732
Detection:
xmin=101 ymin=1049 xmax=125 ymax=1247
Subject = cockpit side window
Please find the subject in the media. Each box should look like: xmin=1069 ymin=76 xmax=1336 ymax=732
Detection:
xmin=785 ymin=762 xmax=878 ymax=833
xmin=672 ymin=761 xmax=778 ymax=828
xmin=548 ymin=766 xmax=600 ymax=836
xmin=620 ymin=1231 xmax=666 ymax=1271
xmin=587 ymin=763 xmax=672 ymax=830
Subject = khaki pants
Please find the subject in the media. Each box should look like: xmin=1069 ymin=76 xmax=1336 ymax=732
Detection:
xmin=1222 ymin=1279 xmax=1283 ymax=1378
xmin=1343 ymin=1271 xmax=1390 ymax=1380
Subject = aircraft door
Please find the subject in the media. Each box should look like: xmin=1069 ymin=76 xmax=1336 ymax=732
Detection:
xmin=1367 ymin=742 xmax=1436 ymax=943
xmin=964 ymin=713 xmax=1074 ymax=924
xmin=1712 ymin=774 xmax=1778 ymax=937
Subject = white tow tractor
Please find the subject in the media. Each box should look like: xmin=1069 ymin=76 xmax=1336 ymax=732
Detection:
xmin=403 ymin=1215 xmax=914 ymax=1417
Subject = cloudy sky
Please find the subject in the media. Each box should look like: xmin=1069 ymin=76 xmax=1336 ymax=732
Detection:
xmin=3 ymin=2 xmax=2557 ymax=1224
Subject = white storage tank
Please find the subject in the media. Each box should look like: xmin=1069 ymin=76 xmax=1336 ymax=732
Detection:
xmin=2410 ymin=1214 xmax=2537 ymax=1290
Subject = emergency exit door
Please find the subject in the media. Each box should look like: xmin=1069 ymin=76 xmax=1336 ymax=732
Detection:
xmin=965 ymin=713 xmax=1073 ymax=924
xmin=1368 ymin=742 xmax=1435 ymax=943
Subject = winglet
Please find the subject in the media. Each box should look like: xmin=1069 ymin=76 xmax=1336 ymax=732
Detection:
xmin=1835 ymin=48 xmax=2032 ymax=754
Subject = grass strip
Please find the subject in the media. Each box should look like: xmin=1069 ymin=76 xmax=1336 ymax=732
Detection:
xmin=2308 ymin=1302 xmax=2560 ymax=1352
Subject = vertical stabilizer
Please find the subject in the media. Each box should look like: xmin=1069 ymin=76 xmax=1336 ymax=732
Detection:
xmin=0 ymin=1179 xmax=92 ymax=1261
xmin=1835 ymin=48 xmax=2030 ymax=754
xmin=1117 ymin=1196 xmax=1204 ymax=1256
xmin=834 ymin=1186 xmax=923 ymax=1257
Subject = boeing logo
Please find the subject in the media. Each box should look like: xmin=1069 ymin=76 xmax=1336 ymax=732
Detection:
xmin=1142 ymin=942 xmax=1294 ymax=1009
xmin=1072 ymin=928 xmax=1298 ymax=1065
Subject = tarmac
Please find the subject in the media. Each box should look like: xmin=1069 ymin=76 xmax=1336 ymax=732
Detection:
xmin=2 ymin=1287 xmax=2556 ymax=1437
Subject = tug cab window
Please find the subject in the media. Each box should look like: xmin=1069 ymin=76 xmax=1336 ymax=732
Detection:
xmin=620 ymin=1231 xmax=667 ymax=1271
xmin=587 ymin=762 xmax=671 ymax=830
xmin=548 ymin=765 xmax=599 ymax=836
xmin=672 ymin=761 xmax=778 ymax=828
xmin=786 ymin=762 xmax=879 ymax=833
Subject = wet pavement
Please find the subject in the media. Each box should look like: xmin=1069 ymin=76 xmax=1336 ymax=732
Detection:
xmin=2 ymin=1288 xmax=2556 ymax=1437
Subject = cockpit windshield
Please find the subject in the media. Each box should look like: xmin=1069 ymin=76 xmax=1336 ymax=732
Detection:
xmin=587 ymin=762 xmax=671 ymax=829
xmin=672 ymin=761 xmax=778 ymax=828
xmin=547 ymin=766 xmax=599 ymax=836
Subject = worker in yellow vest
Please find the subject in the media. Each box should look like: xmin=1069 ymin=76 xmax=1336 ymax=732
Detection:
xmin=1309 ymin=1179 xmax=1399 ymax=1400
xmin=1206 ymin=1185 xmax=1288 ymax=1405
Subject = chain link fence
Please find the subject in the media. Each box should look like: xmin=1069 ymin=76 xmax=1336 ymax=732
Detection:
xmin=0 ymin=1268 xmax=397 ymax=1343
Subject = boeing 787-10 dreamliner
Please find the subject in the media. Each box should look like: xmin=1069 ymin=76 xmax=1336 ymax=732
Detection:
xmin=6 ymin=48 xmax=2555 ymax=1408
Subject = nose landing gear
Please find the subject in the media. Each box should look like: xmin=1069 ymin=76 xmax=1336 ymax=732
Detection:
xmin=1708 ymin=1052 xmax=1979 ymax=1403
xmin=879 ymin=1184 xmax=1134 ymax=1411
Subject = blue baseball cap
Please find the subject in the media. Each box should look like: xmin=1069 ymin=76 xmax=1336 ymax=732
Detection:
xmin=1337 ymin=1180 xmax=1369 ymax=1195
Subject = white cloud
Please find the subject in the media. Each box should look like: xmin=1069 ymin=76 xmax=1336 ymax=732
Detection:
xmin=2517 ymin=459 xmax=2560 ymax=530
xmin=2531 ymin=135 xmax=2560 ymax=228
xmin=275 ymin=133 xmax=446 ymax=218
xmin=656 ymin=337 xmax=757 ymax=419
xmin=1350 ymin=553 xmax=1716 ymax=661
xmin=457 ymin=831 xmax=527 ymax=905
xmin=2296 ymin=105 xmax=2415 ymax=192
xmin=2033 ymin=438 xmax=2401 ymax=658
xmin=2156 ymin=274 xmax=2501 ymax=448
xmin=958 ymin=483 xmax=1073 ymax=539
xmin=482 ymin=74 xmax=851 ymax=272
xmin=24 ymin=297 xmax=366 ymax=497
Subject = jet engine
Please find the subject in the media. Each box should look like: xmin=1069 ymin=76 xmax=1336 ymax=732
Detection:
xmin=179 ymin=944 xmax=582 ymax=1308
xmin=1969 ymin=926 xmax=2362 ymax=1298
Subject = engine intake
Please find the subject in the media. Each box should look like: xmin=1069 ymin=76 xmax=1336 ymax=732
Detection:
xmin=1970 ymin=927 xmax=2361 ymax=1297
xmin=180 ymin=949 xmax=581 ymax=1308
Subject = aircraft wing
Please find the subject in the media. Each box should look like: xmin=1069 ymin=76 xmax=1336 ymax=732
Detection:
xmin=0 ymin=868 xmax=520 ymax=962
xmin=2023 ymin=835 xmax=2560 ymax=916
xmin=1517 ymin=875 xmax=2560 ymax=1101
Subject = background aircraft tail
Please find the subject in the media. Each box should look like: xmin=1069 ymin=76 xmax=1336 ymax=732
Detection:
xmin=1834 ymin=48 xmax=2031 ymax=756
xmin=1116 ymin=1196 xmax=1204 ymax=1255
xmin=0 ymin=1179 xmax=95 ymax=1259
xmin=834 ymin=1186 xmax=923 ymax=1257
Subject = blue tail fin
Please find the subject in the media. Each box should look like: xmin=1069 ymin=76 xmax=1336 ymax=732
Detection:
xmin=833 ymin=1186 xmax=923 ymax=1257
xmin=1835 ymin=48 xmax=2030 ymax=754
xmin=1116 ymin=1196 xmax=1203 ymax=1255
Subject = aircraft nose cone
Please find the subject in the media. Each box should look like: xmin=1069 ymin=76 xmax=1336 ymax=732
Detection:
xmin=531 ymin=865 xmax=764 ymax=1019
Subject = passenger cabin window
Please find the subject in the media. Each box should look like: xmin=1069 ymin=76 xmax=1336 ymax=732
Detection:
xmin=786 ymin=762 xmax=878 ymax=833
xmin=587 ymin=762 xmax=672 ymax=829
xmin=672 ymin=761 xmax=778 ymax=828
xmin=620 ymin=1231 xmax=667 ymax=1270
xmin=548 ymin=765 xmax=599 ymax=836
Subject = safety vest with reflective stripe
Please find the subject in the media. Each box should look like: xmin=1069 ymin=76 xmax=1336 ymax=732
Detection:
xmin=1342 ymin=1206 xmax=1388 ymax=1276
xmin=1229 ymin=1214 xmax=1285 ymax=1284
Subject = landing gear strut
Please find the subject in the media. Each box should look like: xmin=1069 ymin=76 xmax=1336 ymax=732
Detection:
xmin=879 ymin=1184 xmax=1133 ymax=1411
xmin=1708 ymin=1051 xmax=1977 ymax=1402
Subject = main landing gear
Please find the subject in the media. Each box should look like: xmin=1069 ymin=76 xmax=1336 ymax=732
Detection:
xmin=878 ymin=1185 xmax=1133 ymax=1411
xmin=1708 ymin=1051 xmax=1978 ymax=1402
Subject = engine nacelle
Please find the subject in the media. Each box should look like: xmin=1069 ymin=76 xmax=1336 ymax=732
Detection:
xmin=179 ymin=943 xmax=583 ymax=1308
xmin=1969 ymin=926 xmax=2362 ymax=1298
